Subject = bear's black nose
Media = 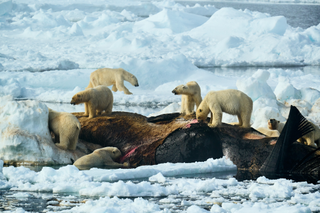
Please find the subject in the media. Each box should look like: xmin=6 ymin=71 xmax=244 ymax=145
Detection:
xmin=172 ymin=90 xmax=177 ymax=95
xmin=135 ymin=84 xmax=139 ymax=87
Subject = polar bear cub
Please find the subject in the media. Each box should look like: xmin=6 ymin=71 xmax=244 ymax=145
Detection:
xmin=48 ymin=108 xmax=81 ymax=151
xmin=71 ymin=85 xmax=113 ymax=119
xmin=172 ymin=81 xmax=202 ymax=115
xmin=196 ymin=89 xmax=253 ymax=128
xmin=73 ymin=147 xmax=129 ymax=169
xmin=87 ymin=68 xmax=139 ymax=95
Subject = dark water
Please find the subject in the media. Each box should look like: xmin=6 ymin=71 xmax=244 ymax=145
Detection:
xmin=177 ymin=1 xmax=320 ymax=28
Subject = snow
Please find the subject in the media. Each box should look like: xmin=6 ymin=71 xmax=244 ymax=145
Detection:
xmin=1 ymin=0 xmax=320 ymax=212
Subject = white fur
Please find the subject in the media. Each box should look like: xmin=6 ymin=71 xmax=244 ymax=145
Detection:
xmin=257 ymin=127 xmax=280 ymax=137
xmin=73 ymin=147 xmax=129 ymax=169
xmin=196 ymin=89 xmax=253 ymax=128
xmin=172 ymin=81 xmax=202 ymax=115
xmin=48 ymin=108 xmax=81 ymax=150
xmin=87 ymin=68 xmax=139 ymax=95
xmin=71 ymin=85 xmax=113 ymax=119
xmin=268 ymin=119 xmax=285 ymax=133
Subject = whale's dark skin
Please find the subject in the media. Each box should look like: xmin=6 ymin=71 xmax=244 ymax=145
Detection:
xmin=73 ymin=109 xmax=320 ymax=182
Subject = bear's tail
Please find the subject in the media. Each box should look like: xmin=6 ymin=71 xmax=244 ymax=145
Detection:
xmin=260 ymin=105 xmax=314 ymax=174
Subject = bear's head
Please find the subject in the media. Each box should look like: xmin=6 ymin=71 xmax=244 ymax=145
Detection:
xmin=196 ymin=108 xmax=209 ymax=122
xmin=70 ymin=94 xmax=83 ymax=105
xmin=94 ymin=147 xmax=122 ymax=161
xmin=129 ymin=74 xmax=139 ymax=87
xmin=110 ymin=147 xmax=122 ymax=160
xmin=268 ymin=119 xmax=279 ymax=130
xmin=172 ymin=85 xmax=188 ymax=95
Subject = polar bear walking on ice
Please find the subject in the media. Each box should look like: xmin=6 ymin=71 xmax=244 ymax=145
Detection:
xmin=196 ymin=89 xmax=253 ymax=128
xmin=87 ymin=68 xmax=139 ymax=95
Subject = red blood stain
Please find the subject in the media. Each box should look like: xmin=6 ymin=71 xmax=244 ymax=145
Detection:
xmin=120 ymin=146 xmax=139 ymax=163
xmin=185 ymin=119 xmax=198 ymax=128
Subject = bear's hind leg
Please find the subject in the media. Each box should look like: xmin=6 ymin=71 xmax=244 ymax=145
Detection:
xmin=237 ymin=115 xmax=243 ymax=127
xmin=55 ymin=136 xmax=69 ymax=150
xmin=68 ymin=137 xmax=78 ymax=151
xmin=104 ymin=103 xmax=113 ymax=115
xmin=240 ymin=111 xmax=251 ymax=128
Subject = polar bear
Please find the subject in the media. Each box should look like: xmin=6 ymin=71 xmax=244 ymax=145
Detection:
xmin=73 ymin=147 xmax=129 ymax=169
xmin=268 ymin=118 xmax=320 ymax=148
xmin=70 ymin=85 xmax=113 ymax=119
xmin=87 ymin=68 xmax=139 ymax=95
xmin=268 ymin=119 xmax=285 ymax=133
xmin=48 ymin=108 xmax=81 ymax=151
xmin=297 ymin=121 xmax=320 ymax=148
xmin=256 ymin=127 xmax=280 ymax=137
xmin=196 ymin=89 xmax=253 ymax=128
xmin=172 ymin=81 xmax=202 ymax=115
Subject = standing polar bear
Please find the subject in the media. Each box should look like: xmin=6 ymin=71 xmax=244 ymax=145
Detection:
xmin=73 ymin=147 xmax=129 ymax=169
xmin=71 ymin=85 xmax=113 ymax=119
xmin=196 ymin=89 xmax=253 ymax=128
xmin=48 ymin=108 xmax=81 ymax=151
xmin=87 ymin=68 xmax=139 ymax=95
xmin=172 ymin=81 xmax=202 ymax=115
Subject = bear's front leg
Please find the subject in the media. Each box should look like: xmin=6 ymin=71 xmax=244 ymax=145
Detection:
xmin=208 ymin=108 xmax=222 ymax=128
xmin=88 ymin=103 xmax=96 ymax=119
xmin=116 ymin=81 xmax=132 ymax=95
xmin=84 ymin=102 xmax=89 ymax=117
xmin=112 ymin=84 xmax=118 ymax=92
xmin=123 ymin=88 xmax=132 ymax=95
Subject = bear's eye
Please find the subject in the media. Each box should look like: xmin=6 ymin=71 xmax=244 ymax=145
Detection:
xmin=77 ymin=95 xmax=80 ymax=97
xmin=199 ymin=109 xmax=202 ymax=112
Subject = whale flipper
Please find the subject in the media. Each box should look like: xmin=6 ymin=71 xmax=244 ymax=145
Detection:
xmin=260 ymin=105 xmax=314 ymax=174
